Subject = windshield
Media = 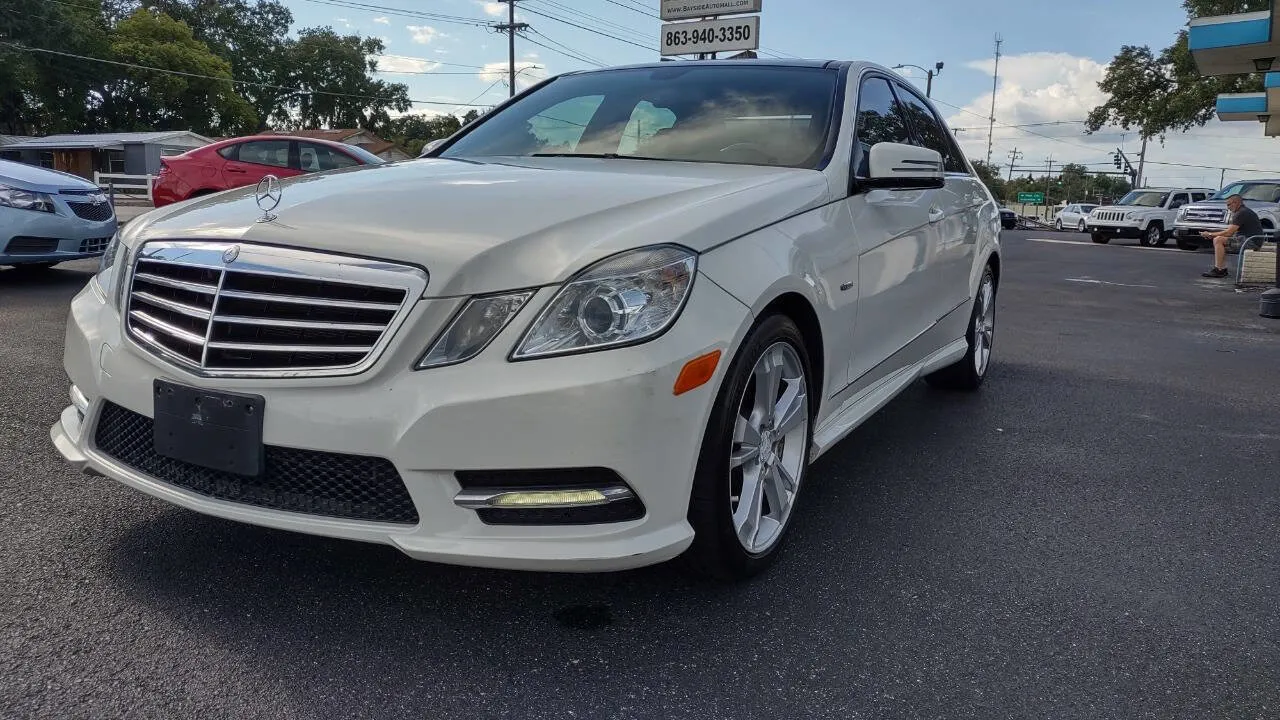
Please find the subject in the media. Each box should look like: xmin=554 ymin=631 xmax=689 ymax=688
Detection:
xmin=1211 ymin=182 xmax=1280 ymax=202
xmin=439 ymin=65 xmax=840 ymax=169
xmin=342 ymin=143 xmax=386 ymax=165
xmin=1116 ymin=191 xmax=1168 ymax=207
xmin=1081 ymin=204 xmax=1097 ymax=212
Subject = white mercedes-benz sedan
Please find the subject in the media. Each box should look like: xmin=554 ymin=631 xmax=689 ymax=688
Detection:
xmin=51 ymin=60 xmax=1001 ymax=580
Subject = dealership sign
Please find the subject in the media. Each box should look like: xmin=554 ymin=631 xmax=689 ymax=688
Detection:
xmin=660 ymin=0 xmax=762 ymax=21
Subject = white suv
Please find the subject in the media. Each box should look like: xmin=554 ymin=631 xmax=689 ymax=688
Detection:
xmin=1085 ymin=187 xmax=1216 ymax=247
xmin=49 ymin=60 xmax=1002 ymax=580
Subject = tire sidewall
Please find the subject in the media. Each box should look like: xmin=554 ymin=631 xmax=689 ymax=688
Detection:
xmin=686 ymin=313 xmax=814 ymax=578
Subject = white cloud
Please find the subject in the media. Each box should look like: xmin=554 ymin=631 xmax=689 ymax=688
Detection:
xmin=435 ymin=49 xmax=450 ymax=55
xmin=937 ymin=51 xmax=1280 ymax=189
xmin=335 ymin=17 xmax=352 ymax=28
xmin=407 ymin=25 xmax=448 ymax=44
xmin=477 ymin=2 xmax=506 ymax=17
xmin=373 ymin=16 xmax=389 ymax=24
xmin=479 ymin=61 xmax=547 ymax=91
xmin=373 ymin=55 xmax=442 ymax=74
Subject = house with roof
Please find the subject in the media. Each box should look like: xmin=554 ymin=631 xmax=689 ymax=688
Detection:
xmin=269 ymin=128 xmax=412 ymax=161
xmin=0 ymin=131 xmax=212 ymax=180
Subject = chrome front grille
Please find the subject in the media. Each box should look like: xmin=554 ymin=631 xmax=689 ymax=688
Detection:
xmin=125 ymin=241 xmax=427 ymax=378
xmin=1094 ymin=210 xmax=1128 ymax=222
xmin=1183 ymin=208 xmax=1227 ymax=223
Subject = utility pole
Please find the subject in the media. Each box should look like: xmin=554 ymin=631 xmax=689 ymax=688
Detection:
xmin=1135 ymin=135 xmax=1149 ymax=189
xmin=495 ymin=0 xmax=529 ymax=97
xmin=1221 ymin=167 xmax=1227 ymax=187
xmin=1006 ymin=147 xmax=1023 ymax=183
xmin=1044 ymin=156 xmax=1054 ymax=211
xmin=986 ymin=34 xmax=1002 ymax=165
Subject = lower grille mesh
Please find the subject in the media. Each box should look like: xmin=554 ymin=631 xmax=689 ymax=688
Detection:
xmin=93 ymin=402 xmax=419 ymax=524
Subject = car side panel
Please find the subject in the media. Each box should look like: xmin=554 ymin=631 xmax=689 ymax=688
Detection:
xmin=697 ymin=205 xmax=859 ymax=422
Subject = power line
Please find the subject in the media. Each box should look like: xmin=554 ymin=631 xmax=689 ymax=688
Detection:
xmin=519 ymin=32 xmax=606 ymax=68
xmin=296 ymin=0 xmax=492 ymax=27
xmin=526 ymin=28 xmax=610 ymax=66
xmin=601 ymin=0 xmax=658 ymax=18
xmin=518 ymin=5 xmax=657 ymax=51
xmin=0 ymin=42 xmax=494 ymax=107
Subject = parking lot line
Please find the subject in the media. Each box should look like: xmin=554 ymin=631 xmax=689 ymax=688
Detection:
xmin=1026 ymin=238 xmax=1190 ymax=253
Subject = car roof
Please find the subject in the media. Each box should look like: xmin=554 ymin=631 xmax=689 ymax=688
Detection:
xmin=562 ymin=58 xmax=848 ymax=75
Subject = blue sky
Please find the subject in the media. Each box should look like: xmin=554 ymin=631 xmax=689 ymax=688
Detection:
xmin=280 ymin=0 xmax=1280 ymax=187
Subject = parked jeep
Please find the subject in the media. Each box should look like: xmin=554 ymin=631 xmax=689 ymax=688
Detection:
xmin=1171 ymin=179 xmax=1280 ymax=252
xmin=1085 ymin=187 xmax=1216 ymax=246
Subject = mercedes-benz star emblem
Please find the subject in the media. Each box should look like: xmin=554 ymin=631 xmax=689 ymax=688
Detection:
xmin=222 ymin=245 xmax=240 ymax=264
xmin=255 ymin=174 xmax=282 ymax=223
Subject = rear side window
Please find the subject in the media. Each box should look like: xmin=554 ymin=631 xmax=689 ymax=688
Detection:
xmin=217 ymin=145 xmax=238 ymax=160
xmin=852 ymin=77 xmax=912 ymax=177
xmin=1192 ymin=193 xmax=1207 ymax=202
xmin=894 ymin=83 xmax=968 ymax=174
xmin=237 ymin=140 xmax=291 ymax=169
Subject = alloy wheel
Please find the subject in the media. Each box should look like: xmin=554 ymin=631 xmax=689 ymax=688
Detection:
xmin=973 ymin=273 xmax=996 ymax=377
xmin=729 ymin=341 xmax=809 ymax=556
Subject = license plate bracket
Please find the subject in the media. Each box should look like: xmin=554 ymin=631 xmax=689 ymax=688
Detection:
xmin=153 ymin=379 xmax=265 ymax=477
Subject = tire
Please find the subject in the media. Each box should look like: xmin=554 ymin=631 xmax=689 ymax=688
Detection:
xmin=1055 ymin=219 xmax=1063 ymax=231
xmin=1175 ymin=237 xmax=1200 ymax=251
xmin=1091 ymin=233 xmax=1111 ymax=244
xmin=1077 ymin=220 xmax=1087 ymax=232
xmin=926 ymin=265 xmax=996 ymax=392
xmin=683 ymin=313 xmax=814 ymax=581
xmin=1140 ymin=223 xmax=1164 ymax=247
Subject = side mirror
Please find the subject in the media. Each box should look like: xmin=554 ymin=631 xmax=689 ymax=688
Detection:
xmin=420 ymin=138 xmax=446 ymax=157
xmin=863 ymin=142 xmax=945 ymax=190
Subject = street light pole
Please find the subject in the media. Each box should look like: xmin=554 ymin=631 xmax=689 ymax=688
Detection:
xmin=892 ymin=61 xmax=944 ymax=98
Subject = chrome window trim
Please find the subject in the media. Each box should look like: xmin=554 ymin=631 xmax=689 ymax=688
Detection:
xmin=122 ymin=240 xmax=428 ymax=379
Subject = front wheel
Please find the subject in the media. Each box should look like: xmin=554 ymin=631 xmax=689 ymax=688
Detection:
xmin=1091 ymin=233 xmax=1111 ymax=244
xmin=1140 ymin=224 xmax=1164 ymax=247
xmin=1077 ymin=220 xmax=1087 ymax=232
xmin=1175 ymin=237 xmax=1200 ymax=251
xmin=926 ymin=266 xmax=996 ymax=392
xmin=1055 ymin=219 xmax=1063 ymax=231
xmin=684 ymin=314 xmax=813 ymax=581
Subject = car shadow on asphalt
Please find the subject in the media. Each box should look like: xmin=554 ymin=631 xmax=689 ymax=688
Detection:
xmin=0 ymin=266 xmax=93 ymax=293
xmin=98 ymin=360 xmax=1279 ymax=710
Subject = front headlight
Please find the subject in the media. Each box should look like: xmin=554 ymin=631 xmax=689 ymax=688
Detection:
xmin=512 ymin=245 xmax=697 ymax=360
xmin=92 ymin=231 xmax=127 ymax=308
xmin=0 ymin=184 xmax=55 ymax=213
xmin=1125 ymin=212 xmax=1139 ymax=221
xmin=416 ymin=291 xmax=534 ymax=369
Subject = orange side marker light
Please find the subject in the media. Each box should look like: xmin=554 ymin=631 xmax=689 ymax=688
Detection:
xmin=673 ymin=350 xmax=722 ymax=396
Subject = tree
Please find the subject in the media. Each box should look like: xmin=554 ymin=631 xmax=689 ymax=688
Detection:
xmin=276 ymin=28 xmax=410 ymax=131
xmin=969 ymin=159 xmax=1006 ymax=200
xmin=101 ymin=8 xmax=256 ymax=134
xmin=385 ymin=113 xmax=463 ymax=155
xmin=0 ymin=0 xmax=112 ymax=134
xmin=1086 ymin=1 xmax=1268 ymax=143
xmin=140 ymin=0 xmax=295 ymax=131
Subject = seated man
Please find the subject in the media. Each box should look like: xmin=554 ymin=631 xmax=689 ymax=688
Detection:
xmin=1200 ymin=194 xmax=1264 ymax=278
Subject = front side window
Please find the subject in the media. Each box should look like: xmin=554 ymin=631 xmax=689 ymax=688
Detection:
xmin=1169 ymin=193 xmax=1190 ymax=209
xmin=851 ymin=76 xmax=911 ymax=178
xmin=1116 ymin=190 xmax=1170 ymax=207
xmin=441 ymin=65 xmax=840 ymax=169
xmin=893 ymin=83 xmax=967 ymax=174
xmin=298 ymin=142 xmax=362 ymax=172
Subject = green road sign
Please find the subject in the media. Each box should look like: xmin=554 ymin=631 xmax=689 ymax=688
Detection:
xmin=1017 ymin=192 xmax=1045 ymax=204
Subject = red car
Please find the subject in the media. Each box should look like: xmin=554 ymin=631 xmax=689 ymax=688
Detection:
xmin=151 ymin=134 xmax=386 ymax=207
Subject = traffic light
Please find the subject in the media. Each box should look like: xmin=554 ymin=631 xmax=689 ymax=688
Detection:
xmin=1113 ymin=151 xmax=1122 ymax=169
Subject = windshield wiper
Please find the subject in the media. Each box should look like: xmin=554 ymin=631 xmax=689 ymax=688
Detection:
xmin=529 ymin=152 xmax=677 ymax=161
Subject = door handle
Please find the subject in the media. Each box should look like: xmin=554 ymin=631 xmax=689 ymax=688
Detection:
xmin=226 ymin=167 xmax=246 ymax=174
xmin=928 ymin=207 xmax=945 ymax=223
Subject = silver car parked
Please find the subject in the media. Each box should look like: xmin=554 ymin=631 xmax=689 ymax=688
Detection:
xmin=1 ymin=160 xmax=118 ymax=271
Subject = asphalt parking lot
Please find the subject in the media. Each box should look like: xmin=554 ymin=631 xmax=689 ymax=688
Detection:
xmin=2 ymin=231 xmax=1278 ymax=719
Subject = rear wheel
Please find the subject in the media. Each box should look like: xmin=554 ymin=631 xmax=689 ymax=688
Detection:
xmin=1091 ymin=233 xmax=1111 ymax=244
xmin=1055 ymin=219 xmax=1063 ymax=231
xmin=926 ymin=266 xmax=996 ymax=392
xmin=684 ymin=314 xmax=813 ymax=581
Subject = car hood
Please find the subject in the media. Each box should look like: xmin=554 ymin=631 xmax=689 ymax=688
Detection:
xmin=123 ymin=156 xmax=832 ymax=297
xmin=0 ymin=160 xmax=102 ymax=194
xmin=1090 ymin=204 xmax=1159 ymax=213
xmin=1180 ymin=199 xmax=1280 ymax=210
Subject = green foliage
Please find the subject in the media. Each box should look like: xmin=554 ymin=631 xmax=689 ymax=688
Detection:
xmin=971 ymin=157 xmax=1132 ymax=206
xmin=0 ymin=0 xmax=422 ymax=140
xmin=1086 ymin=1 xmax=1267 ymax=142
xmin=384 ymin=114 xmax=464 ymax=156
xmin=104 ymin=8 xmax=257 ymax=134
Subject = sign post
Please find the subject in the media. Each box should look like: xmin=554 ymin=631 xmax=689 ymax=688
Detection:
xmin=659 ymin=0 xmax=762 ymax=59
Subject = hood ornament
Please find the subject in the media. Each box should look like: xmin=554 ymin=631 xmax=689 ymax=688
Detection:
xmin=255 ymin=174 xmax=282 ymax=223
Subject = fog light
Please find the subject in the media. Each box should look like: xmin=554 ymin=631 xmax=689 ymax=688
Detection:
xmin=455 ymin=485 xmax=634 ymax=509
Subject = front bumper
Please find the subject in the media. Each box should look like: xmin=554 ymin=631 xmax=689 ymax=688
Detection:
xmin=50 ymin=272 xmax=753 ymax=572
xmin=1085 ymin=219 xmax=1144 ymax=238
xmin=1 ymin=204 xmax=117 ymax=265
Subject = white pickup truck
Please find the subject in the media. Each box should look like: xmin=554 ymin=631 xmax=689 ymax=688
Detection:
xmin=1171 ymin=179 xmax=1280 ymax=252
xmin=1085 ymin=187 xmax=1217 ymax=247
